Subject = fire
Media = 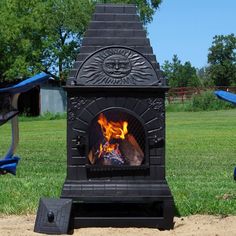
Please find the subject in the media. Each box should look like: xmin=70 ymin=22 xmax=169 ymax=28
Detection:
xmin=98 ymin=113 xmax=128 ymax=141
xmin=98 ymin=113 xmax=128 ymax=157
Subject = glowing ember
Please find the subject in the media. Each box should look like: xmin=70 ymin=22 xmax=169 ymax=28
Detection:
xmin=98 ymin=113 xmax=128 ymax=159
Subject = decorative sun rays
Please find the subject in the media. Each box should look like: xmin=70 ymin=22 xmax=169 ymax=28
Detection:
xmin=77 ymin=48 xmax=156 ymax=85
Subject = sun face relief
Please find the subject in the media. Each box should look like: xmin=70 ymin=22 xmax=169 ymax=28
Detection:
xmin=102 ymin=55 xmax=132 ymax=78
xmin=77 ymin=47 xmax=158 ymax=85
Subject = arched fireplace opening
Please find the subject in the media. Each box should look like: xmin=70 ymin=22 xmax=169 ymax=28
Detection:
xmin=88 ymin=109 xmax=146 ymax=167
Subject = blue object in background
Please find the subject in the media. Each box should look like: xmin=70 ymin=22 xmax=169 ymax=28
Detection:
xmin=214 ymin=90 xmax=236 ymax=180
xmin=0 ymin=155 xmax=20 ymax=175
xmin=0 ymin=72 xmax=50 ymax=94
xmin=214 ymin=90 xmax=236 ymax=105
xmin=0 ymin=72 xmax=50 ymax=175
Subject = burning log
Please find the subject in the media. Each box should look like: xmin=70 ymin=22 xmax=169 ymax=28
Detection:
xmin=120 ymin=134 xmax=144 ymax=166
xmin=99 ymin=149 xmax=125 ymax=165
xmin=88 ymin=113 xmax=144 ymax=166
xmin=88 ymin=140 xmax=101 ymax=165
xmin=88 ymin=140 xmax=125 ymax=166
xmin=88 ymin=149 xmax=95 ymax=164
xmin=88 ymin=135 xmax=144 ymax=166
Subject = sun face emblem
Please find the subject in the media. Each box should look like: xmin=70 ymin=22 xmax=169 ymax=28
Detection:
xmin=102 ymin=54 xmax=132 ymax=78
xmin=77 ymin=47 xmax=156 ymax=85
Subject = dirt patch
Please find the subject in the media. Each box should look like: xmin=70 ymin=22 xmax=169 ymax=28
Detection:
xmin=0 ymin=215 xmax=236 ymax=236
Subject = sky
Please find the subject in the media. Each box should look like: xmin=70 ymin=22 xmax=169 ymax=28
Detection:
xmin=148 ymin=0 xmax=236 ymax=69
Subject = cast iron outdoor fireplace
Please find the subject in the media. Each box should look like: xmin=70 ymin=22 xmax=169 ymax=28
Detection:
xmin=35 ymin=3 xmax=175 ymax=234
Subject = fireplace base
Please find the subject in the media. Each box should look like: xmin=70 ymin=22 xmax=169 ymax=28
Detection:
xmin=72 ymin=202 xmax=174 ymax=229
xmin=61 ymin=180 xmax=174 ymax=230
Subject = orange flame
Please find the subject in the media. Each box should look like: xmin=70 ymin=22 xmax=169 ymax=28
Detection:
xmin=98 ymin=113 xmax=128 ymax=157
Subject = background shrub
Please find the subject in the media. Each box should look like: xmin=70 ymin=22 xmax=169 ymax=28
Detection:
xmin=167 ymin=90 xmax=235 ymax=112
xmin=186 ymin=90 xmax=234 ymax=111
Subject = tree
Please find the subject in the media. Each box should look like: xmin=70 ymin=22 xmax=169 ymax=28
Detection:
xmin=196 ymin=66 xmax=213 ymax=87
xmin=162 ymin=55 xmax=201 ymax=87
xmin=0 ymin=0 xmax=94 ymax=82
xmin=0 ymin=0 xmax=162 ymax=82
xmin=207 ymin=34 xmax=236 ymax=86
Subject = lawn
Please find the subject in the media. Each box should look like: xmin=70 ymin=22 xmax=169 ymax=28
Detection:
xmin=0 ymin=110 xmax=236 ymax=216
xmin=166 ymin=109 xmax=236 ymax=215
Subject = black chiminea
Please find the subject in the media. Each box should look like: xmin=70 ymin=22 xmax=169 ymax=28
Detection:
xmin=61 ymin=3 xmax=175 ymax=229
xmin=35 ymin=4 xmax=175 ymax=234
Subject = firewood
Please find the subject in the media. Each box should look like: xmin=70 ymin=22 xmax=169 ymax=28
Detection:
xmin=88 ymin=149 xmax=96 ymax=164
xmin=120 ymin=134 xmax=144 ymax=166
xmin=127 ymin=134 xmax=144 ymax=157
xmin=88 ymin=138 xmax=107 ymax=165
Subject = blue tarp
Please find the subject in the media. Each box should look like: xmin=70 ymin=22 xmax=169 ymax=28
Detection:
xmin=0 ymin=72 xmax=50 ymax=175
xmin=215 ymin=90 xmax=236 ymax=180
xmin=0 ymin=155 xmax=20 ymax=175
xmin=214 ymin=90 xmax=236 ymax=105
xmin=0 ymin=72 xmax=50 ymax=94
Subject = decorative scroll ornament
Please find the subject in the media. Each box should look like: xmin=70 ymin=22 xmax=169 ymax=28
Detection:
xmin=68 ymin=96 xmax=95 ymax=121
xmin=68 ymin=108 xmax=76 ymax=122
xmin=76 ymin=47 xmax=160 ymax=85
xmin=146 ymin=98 xmax=163 ymax=112
xmin=69 ymin=97 xmax=87 ymax=110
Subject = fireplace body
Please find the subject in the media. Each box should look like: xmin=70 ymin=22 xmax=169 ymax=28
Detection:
xmin=61 ymin=4 xmax=174 ymax=229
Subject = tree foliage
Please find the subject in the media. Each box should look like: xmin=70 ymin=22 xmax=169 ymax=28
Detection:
xmin=207 ymin=34 xmax=236 ymax=86
xmin=162 ymin=55 xmax=201 ymax=87
xmin=0 ymin=0 xmax=93 ymax=82
xmin=0 ymin=0 xmax=162 ymax=82
xmin=196 ymin=67 xmax=213 ymax=87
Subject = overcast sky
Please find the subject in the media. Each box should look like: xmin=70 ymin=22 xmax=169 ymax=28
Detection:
xmin=148 ymin=0 xmax=236 ymax=69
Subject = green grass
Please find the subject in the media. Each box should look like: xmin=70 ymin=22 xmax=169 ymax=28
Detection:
xmin=0 ymin=119 xmax=66 ymax=215
xmin=166 ymin=101 xmax=192 ymax=112
xmin=0 ymin=110 xmax=236 ymax=216
xmin=166 ymin=110 xmax=236 ymax=215
xmin=19 ymin=112 xmax=67 ymax=122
